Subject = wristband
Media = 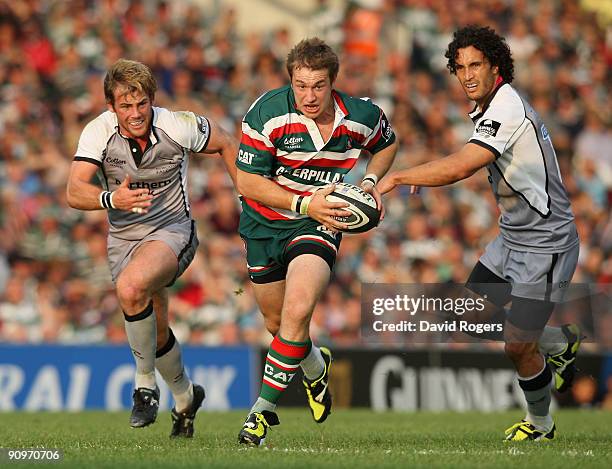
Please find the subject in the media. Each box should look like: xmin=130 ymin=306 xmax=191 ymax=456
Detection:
xmin=291 ymin=194 xmax=302 ymax=213
xmin=299 ymin=195 xmax=312 ymax=215
xmin=362 ymin=173 xmax=378 ymax=187
xmin=99 ymin=191 xmax=114 ymax=209
xmin=291 ymin=194 xmax=312 ymax=215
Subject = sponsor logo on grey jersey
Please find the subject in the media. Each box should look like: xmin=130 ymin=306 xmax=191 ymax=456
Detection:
xmin=476 ymin=119 xmax=501 ymax=138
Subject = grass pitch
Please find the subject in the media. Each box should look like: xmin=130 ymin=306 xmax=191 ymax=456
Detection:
xmin=0 ymin=409 xmax=609 ymax=468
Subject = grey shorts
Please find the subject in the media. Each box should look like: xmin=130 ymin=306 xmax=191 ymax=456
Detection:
xmin=479 ymin=235 xmax=579 ymax=302
xmin=107 ymin=220 xmax=199 ymax=285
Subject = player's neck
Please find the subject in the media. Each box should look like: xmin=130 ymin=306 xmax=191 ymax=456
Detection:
xmin=476 ymin=76 xmax=504 ymax=110
xmin=313 ymin=101 xmax=336 ymax=143
xmin=119 ymin=127 xmax=151 ymax=151
xmin=132 ymin=135 xmax=150 ymax=152
xmin=314 ymin=100 xmax=335 ymax=126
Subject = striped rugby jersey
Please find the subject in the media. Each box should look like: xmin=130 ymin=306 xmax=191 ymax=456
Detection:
xmin=237 ymin=85 xmax=396 ymax=228
xmin=74 ymin=107 xmax=210 ymax=241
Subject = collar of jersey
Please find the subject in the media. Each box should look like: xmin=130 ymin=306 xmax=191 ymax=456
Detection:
xmin=468 ymin=79 xmax=506 ymax=123
xmin=288 ymin=87 xmax=349 ymax=121
xmin=288 ymin=87 xmax=348 ymax=150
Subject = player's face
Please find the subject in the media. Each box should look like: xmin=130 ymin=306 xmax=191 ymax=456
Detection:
xmin=454 ymin=46 xmax=500 ymax=107
xmin=108 ymin=87 xmax=153 ymax=139
xmin=291 ymin=67 xmax=334 ymax=121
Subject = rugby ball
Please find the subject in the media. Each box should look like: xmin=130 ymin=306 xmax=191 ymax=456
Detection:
xmin=325 ymin=182 xmax=381 ymax=233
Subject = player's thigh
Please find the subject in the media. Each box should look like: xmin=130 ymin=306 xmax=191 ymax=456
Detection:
xmin=283 ymin=254 xmax=331 ymax=318
xmin=281 ymin=222 xmax=339 ymax=315
xmin=504 ymin=244 xmax=579 ymax=303
xmin=468 ymin=237 xmax=512 ymax=307
xmin=120 ymin=241 xmax=178 ymax=293
xmin=252 ymin=280 xmax=285 ymax=322
xmin=110 ymin=220 xmax=197 ymax=288
xmin=505 ymin=295 xmax=555 ymax=343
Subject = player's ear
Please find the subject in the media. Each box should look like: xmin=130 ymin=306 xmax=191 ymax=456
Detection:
xmin=107 ymin=102 xmax=115 ymax=113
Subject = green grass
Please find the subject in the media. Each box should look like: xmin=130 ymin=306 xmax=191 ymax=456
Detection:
xmin=0 ymin=409 xmax=610 ymax=468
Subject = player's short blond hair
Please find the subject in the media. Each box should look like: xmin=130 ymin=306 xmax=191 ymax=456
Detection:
xmin=286 ymin=38 xmax=339 ymax=83
xmin=104 ymin=58 xmax=157 ymax=104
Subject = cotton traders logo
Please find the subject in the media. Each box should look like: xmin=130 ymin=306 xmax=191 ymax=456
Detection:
xmin=106 ymin=157 xmax=126 ymax=167
xmin=476 ymin=119 xmax=501 ymax=138
xmin=283 ymin=136 xmax=304 ymax=149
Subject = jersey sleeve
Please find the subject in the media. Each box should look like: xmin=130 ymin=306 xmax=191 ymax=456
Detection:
xmin=74 ymin=119 xmax=108 ymax=167
xmin=362 ymin=106 xmax=396 ymax=154
xmin=236 ymin=119 xmax=277 ymax=176
xmin=468 ymin=100 xmax=525 ymax=159
xmin=164 ymin=110 xmax=211 ymax=152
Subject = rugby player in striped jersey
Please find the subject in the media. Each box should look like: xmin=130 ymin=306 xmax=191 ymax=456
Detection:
xmin=236 ymin=38 xmax=398 ymax=445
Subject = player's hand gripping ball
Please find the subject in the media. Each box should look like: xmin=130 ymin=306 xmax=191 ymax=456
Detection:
xmin=325 ymin=182 xmax=381 ymax=233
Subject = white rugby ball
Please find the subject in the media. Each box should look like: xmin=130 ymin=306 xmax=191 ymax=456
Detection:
xmin=325 ymin=182 xmax=381 ymax=233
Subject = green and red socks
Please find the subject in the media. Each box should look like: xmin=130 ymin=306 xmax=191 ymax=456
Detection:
xmin=251 ymin=335 xmax=311 ymax=413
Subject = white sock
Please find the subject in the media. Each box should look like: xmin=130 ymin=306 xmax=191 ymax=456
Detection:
xmin=538 ymin=326 xmax=567 ymax=355
xmin=124 ymin=302 xmax=157 ymax=390
xmin=526 ymin=412 xmax=554 ymax=432
xmin=251 ymin=397 xmax=276 ymax=413
xmin=173 ymin=384 xmax=194 ymax=413
xmin=155 ymin=330 xmax=193 ymax=411
xmin=300 ymin=344 xmax=325 ymax=380
xmin=135 ymin=371 xmax=157 ymax=390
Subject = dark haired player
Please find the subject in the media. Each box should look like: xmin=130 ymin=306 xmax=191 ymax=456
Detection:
xmin=380 ymin=26 xmax=581 ymax=441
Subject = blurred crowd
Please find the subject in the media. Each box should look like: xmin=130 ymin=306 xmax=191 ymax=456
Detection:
xmin=0 ymin=0 xmax=610 ymax=351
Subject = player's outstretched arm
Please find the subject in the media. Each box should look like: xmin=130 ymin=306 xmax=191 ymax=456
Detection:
xmin=378 ymin=142 xmax=496 ymax=194
xmin=236 ymin=169 xmax=350 ymax=232
xmin=360 ymin=139 xmax=399 ymax=219
xmin=197 ymin=118 xmax=239 ymax=189
xmin=66 ymin=161 xmax=153 ymax=212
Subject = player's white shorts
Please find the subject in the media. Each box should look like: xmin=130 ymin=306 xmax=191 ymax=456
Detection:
xmin=479 ymin=234 xmax=579 ymax=303
xmin=107 ymin=219 xmax=198 ymax=285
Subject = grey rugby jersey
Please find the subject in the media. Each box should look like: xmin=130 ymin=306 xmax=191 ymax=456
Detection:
xmin=74 ymin=107 xmax=210 ymax=240
xmin=468 ymin=83 xmax=578 ymax=253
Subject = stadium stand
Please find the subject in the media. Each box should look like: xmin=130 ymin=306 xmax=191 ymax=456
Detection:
xmin=0 ymin=0 xmax=609 ymax=357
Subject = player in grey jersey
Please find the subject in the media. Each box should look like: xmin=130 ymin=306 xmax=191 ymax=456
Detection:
xmin=66 ymin=58 xmax=238 ymax=437
xmin=379 ymin=26 xmax=582 ymax=441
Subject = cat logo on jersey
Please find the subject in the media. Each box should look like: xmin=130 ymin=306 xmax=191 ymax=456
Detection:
xmin=476 ymin=119 xmax=501 ymax=138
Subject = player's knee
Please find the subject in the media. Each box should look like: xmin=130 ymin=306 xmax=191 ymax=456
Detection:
xmin=116 ymin=277 xmax=148 ymax=311
xmin=282 ymin=301 xmax=313 ymax=325
xmin=504 ymin=341 xmax=537 ymax=363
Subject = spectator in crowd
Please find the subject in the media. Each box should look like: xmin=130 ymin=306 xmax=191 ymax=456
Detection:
xmin=0 ymin=0 xmax=609 ymax=355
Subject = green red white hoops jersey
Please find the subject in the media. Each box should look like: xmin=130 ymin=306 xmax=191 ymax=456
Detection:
xmin=236 ymin=85 xmax=396 ymax=228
